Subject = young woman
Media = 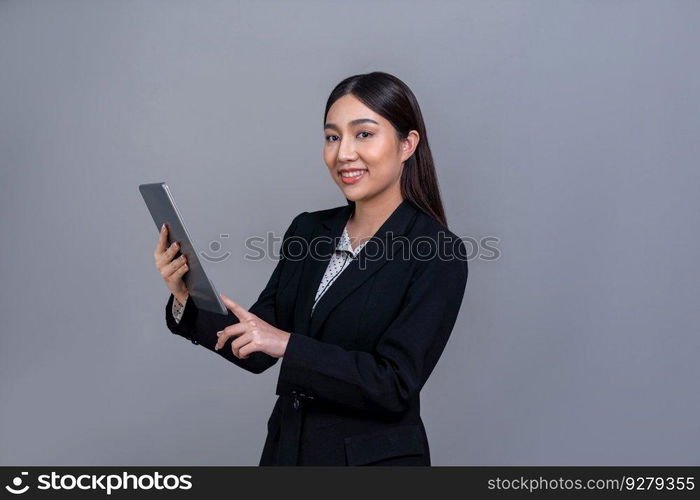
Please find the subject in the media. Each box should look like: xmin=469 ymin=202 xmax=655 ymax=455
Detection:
xmin=154 ymin=71 xmax=469 ymax=466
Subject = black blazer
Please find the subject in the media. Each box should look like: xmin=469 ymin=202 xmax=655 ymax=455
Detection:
xmin=165 ymin=198 xmax=469 ymax=466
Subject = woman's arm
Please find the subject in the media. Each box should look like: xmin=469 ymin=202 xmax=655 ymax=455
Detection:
xmin=165 ymin=211 xmax=308 ymax=374
xmin=274 ymin=240 xmax=469 ymax=416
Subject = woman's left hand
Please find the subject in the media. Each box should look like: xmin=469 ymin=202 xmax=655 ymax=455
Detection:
xmin=214 ymin=294 xmax=291 ymax=359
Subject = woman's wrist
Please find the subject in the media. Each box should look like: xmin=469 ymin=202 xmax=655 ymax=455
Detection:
xmin=279 ymin=331 xmax=291 ymax=357
xmin=174 ymin=292 xmax=189 ymax=306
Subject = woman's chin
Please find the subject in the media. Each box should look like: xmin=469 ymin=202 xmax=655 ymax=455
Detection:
xmin=339 ymin=185 xmax=363 ymax=199
xmin=341 ymin=190 xmax=368 ymax=202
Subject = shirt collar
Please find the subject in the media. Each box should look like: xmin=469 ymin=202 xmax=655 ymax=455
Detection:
xmin=336 ymin=224 xmax=368 ymax=257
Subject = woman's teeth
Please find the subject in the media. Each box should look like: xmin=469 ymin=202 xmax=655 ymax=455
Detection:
xmin=341 ymin=170 xmax=367 ymax=178
xmin=340 ymin=169 xmax=368 ymax=184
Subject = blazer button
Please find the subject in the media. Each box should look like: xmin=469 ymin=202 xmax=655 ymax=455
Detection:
xmin=292 ymin=396 xmax=300 ymax=410
xmin=191 ymin=338 xmax=198 ymax=345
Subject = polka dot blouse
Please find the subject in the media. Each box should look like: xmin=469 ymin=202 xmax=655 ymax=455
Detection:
xmin=311 ymin=220 xmax=369 ymax=315
xmin=172 ymin=217 xmax=368 ymax=323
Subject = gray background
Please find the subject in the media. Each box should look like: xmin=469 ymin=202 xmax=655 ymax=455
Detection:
xmin=1 ymin=0 xmax=698 ymax=465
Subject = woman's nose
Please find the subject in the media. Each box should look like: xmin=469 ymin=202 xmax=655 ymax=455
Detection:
xmin=337 ymin=138 xmax=358 ymax=162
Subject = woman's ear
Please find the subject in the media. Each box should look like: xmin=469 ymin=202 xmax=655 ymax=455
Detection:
xmin=401 ymin=130 xmax=420 ymax=163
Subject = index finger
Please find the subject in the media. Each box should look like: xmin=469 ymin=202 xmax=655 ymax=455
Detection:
xmin=220 ymin=294 xmax=254 ymax=321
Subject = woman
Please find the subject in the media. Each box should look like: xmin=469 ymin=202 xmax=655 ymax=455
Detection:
xmin=154 ymin=71 xmax=469 ymax=466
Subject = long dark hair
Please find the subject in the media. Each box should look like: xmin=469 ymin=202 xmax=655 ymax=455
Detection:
xmin=324 ymin=71 xmax=448 ymax=228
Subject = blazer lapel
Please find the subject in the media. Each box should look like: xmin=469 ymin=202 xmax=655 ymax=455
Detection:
xmin=295 ymin=198 xmax=419 ymax=340
xmin=293 ymin=202 xmax=351 ymax=338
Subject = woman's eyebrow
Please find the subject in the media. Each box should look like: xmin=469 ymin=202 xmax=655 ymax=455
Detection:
xmin=324 ymin=118 xmax=379 ymax=131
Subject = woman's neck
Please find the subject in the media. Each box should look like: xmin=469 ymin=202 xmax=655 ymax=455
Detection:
xmin=347 ymin=193 xmax=404 ymax=244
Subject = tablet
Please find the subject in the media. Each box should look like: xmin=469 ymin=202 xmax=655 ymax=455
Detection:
xmin=139 ymin=182 xmax=228 ymax=315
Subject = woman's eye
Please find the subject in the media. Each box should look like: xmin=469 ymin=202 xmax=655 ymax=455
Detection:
xmin=324 ymin=132 xmax=373 ymax=143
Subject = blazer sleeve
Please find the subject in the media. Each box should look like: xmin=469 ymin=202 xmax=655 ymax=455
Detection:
xmin=165 ymin=210 xmax=308 ymax=374
xmin=275 ymin=240 xmax=469 ymax=416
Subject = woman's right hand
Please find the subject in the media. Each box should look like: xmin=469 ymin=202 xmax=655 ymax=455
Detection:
xmin=154 ymin=224 xmax=189 ymax=304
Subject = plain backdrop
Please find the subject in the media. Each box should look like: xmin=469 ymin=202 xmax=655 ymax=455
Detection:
xmin=1 ymin=0 xmax=698 ymax=465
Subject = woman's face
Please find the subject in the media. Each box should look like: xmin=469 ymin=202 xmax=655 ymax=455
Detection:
xmin=323 ymin=94 xmax=418 ymax=204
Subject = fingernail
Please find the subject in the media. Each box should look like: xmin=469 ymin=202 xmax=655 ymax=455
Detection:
xmin=216 ymin=331 xmax=222 ymax=336
xmin=161 ymin=224 xmax=165 ymax=231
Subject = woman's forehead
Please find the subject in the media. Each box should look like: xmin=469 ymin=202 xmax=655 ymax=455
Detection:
xmin=326 ymin=95 xmax=384 ymax=125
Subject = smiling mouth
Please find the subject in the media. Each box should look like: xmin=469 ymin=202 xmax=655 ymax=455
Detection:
xmin=339 ymin=169 xmax=368 ymax=184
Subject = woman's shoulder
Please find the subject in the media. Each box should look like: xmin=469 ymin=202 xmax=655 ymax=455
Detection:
xmin=285 ymin=205 xmax=339 ymax=236
xmin=291 ymin=203 xmax=468 ymax=264
xmin=295 ymin=204 xmax=345 ymax=225
xmin=408 ymin=209 xmax=468 ymax=261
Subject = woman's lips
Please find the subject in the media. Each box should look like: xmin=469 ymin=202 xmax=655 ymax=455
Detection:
xmin=339 ymin=169 xmax=367 ymax=185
